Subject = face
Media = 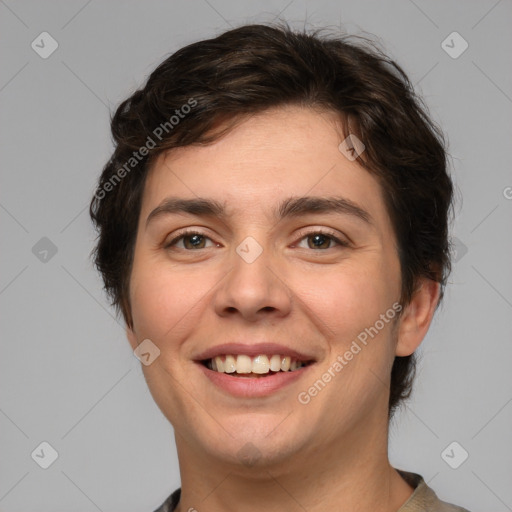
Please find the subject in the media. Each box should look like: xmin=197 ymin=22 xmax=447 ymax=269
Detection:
xmin=126 ymin=106 xmax=435 ymax=470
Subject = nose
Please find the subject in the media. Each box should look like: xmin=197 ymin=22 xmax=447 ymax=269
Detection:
xmin=212 ymin=237 xmax=293 ymax=322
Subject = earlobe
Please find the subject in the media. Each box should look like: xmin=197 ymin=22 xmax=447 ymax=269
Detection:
xmin=395 ymin=278 xmax=441 ymax=357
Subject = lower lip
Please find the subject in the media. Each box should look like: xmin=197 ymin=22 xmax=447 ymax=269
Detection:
xmin=196 ymin=362 xmax=314 ymax=398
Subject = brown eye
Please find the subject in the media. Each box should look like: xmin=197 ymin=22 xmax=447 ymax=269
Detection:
xmin=165 ymin=231 xmax=214 ymax=250
xmin=307 ymin=233 xmax=333 ymax=249
xmin=181 ymin=233 xmax=207 ymax=249
xmin=295 ymin=230 xmax=349 ymax=250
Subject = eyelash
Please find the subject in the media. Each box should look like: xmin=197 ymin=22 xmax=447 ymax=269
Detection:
xmin=164 ymin=228 xmax=350 ymax=251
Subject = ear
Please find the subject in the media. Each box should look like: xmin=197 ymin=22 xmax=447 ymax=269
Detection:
xmin=126 ymin=324 xmax=138 ymax=351
xmin=395 ymin=278 xmax=441 ymax=357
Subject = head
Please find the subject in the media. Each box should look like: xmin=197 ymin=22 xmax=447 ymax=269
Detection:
xmin=90 ymin=22 xmax=453 ymax=464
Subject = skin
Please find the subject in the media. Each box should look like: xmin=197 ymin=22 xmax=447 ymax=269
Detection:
xmin=126 ymin=105 xmax=440 ymax=512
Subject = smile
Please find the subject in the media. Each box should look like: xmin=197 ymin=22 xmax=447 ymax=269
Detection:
xmin=202 ymin=354 xmax=315 ymax=376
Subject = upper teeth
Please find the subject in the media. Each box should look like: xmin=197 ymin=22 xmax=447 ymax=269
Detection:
xmin=207 ymin=354 xmax=307 ymax=374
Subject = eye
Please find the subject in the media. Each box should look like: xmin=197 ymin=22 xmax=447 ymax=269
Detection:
xmin=165 ymin=230 xmax=215 ymax=250
xmin=164 ymin=228 xmax=350 ymax=252
xmin=295 ymin=229 xmax=349 ymax=250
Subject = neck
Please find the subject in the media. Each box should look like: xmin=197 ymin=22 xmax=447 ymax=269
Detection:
xmin=172 ymin=408 xmax=414 ymax=512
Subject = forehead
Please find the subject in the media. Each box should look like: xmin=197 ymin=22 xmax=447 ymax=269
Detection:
xmin=140 ymin=106 xmax=389 ymax=229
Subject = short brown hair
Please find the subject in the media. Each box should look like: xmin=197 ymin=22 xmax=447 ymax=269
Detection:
xmin=89 ymin=22 xmax=453 ymax=418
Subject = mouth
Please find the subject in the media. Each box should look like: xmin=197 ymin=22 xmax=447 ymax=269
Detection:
xmin=199 ymin=354 xmax=315 ymax=378
xmin=196 ymin=355 xmax=316 ymax=398
xmin=193 ymin=343 xmax=318 ymax=397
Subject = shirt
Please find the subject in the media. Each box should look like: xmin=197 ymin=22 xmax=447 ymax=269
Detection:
xmin=153 ymin=469 xmax=471 ymax=512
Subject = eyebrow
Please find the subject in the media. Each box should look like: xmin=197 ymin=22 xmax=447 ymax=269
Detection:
xmin=145 ymin=195 xmax=372 ymax=228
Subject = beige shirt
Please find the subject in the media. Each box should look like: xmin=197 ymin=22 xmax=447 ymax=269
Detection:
xmin=154 ymin=469 xmax=471 ymax=511
xmin=397 ymin=470 xmax=471 ymax=512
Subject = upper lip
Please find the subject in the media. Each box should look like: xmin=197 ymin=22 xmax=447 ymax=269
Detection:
xmin=194 ymin=343 xmax=317 ymax=362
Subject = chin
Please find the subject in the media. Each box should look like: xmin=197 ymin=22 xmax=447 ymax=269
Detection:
xmin=193 ymin=419 xmax=310 ymax=470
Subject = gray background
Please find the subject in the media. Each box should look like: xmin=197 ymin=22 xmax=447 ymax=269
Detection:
xmin=1 ymin=1 xmax=511 ymax=510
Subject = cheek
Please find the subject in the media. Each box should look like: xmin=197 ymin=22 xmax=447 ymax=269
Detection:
xmin=129 ymin=259 xmax=213 ymax=341
xmin=293 ymin=262 xmax=395 ymax=344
